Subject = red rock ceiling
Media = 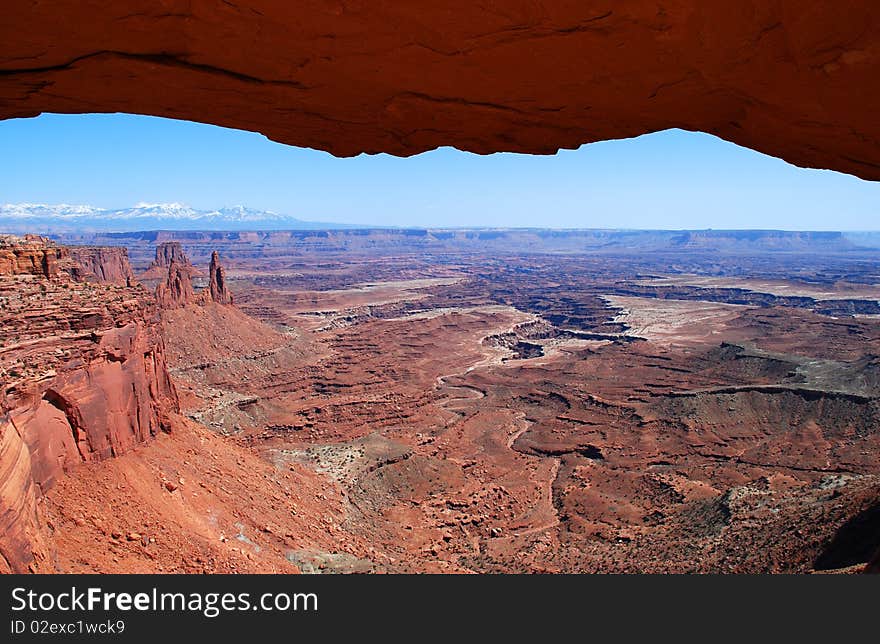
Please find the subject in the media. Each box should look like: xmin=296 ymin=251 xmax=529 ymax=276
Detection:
xmin=1 ymin=2 xmax=879 ymax=179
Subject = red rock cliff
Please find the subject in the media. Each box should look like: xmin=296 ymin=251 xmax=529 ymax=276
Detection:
xmin=0 ymin=237 xmax=178 ymax=572
xmin=0 ymin=235 xmax=68 ymax=279
xmin=68 ymin=246 xmax=135 ymax=286
xmin=154 ymin=242 xmax=188 ymax=268
xmin=141 ymin=241 xmax=202 ymax=280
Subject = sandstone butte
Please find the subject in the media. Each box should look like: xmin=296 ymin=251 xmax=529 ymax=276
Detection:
xmin=0 ymin=2 xmax=878 ymax=180
xmin=0 ymin=236 xmax=235 ymax=572
xmin=141 ymin=241 xmax=202 ymax=281
xmin=155 ymin=250 xmax=233 ymax=309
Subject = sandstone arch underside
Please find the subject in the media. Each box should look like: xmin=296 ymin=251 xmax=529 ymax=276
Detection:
xmin=1 ymin=1 xmax=879 ymax=180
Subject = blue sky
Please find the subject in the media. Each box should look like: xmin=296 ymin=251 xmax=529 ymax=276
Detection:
xmin=1 ymin=113 xmax=878 ymax=230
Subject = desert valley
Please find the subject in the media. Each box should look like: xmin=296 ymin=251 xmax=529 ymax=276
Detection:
xmin=2 ymin=228 xmax=879 ymax=574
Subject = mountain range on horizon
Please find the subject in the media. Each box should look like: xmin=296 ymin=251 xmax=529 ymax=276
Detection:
xmin=3 ymin=204 xmax=880 ymax=251
xmin=0 ymin=202 xmax=363 ymax=232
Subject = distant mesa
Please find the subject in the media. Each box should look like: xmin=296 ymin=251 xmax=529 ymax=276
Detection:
xmin=57 ymin=227 xmax=878 ymax=256
xmin=153 ymin=242 xmax=192 ymax=270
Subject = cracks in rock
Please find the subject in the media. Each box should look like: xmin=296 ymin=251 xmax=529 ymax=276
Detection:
xmin=752 ymin=21 xmax=783 ymax=44
xmin=0 ymin=51 xmax=50 ymax=63
xmin=648 ymin=72 xmax=698 ymax=99
xmin=219 ymin=0 xmax=266 ymax=18
xmin=0 ymin=50 xmax=312 ymax=90
xmin=464 ymin=10 xmax=615 ymax=48
xmin=393 ymin=11 xmax=616 ymax=60
xmin=557 ymin=11 xmax=615 ymax=34
xmin=42 ymin=389 xmax=88 ymax=462
xmin=840 ymin=155 xmax=880 ymax=170
xmin=18 ymin=79 xmax=53 ymax=99
xmin=391 ymin=91 xmax=528 ymax=114
xmin=113 ymin=12 xmax=192 ymax=22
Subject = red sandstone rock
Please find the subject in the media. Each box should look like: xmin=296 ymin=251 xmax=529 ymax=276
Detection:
xmin=1 ymin=2 xmax=878 ymax=179
xmin=155 ymin=259 xmax=195 ymax=309
xmin=0 ymin=416 xmax=52 ymax=573
xmin=0 ymin=237 xmax=178 ymax=572
xmin=155 ymin=249 xmax=233 ymax=308
xmin=200 ymin=251 xmax=233 ymax=306
xmin=68 ymin=247 xmax=135 ymax=286
xmin=153 ymin=242 xmax=189 ymax=269
xmin=141 ymin=242 xmax=202 ymax=281
xmin=0 ymin=235 xmax=67 ymax=279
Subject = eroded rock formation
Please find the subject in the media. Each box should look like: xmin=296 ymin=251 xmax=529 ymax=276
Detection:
xmin=1 ymin=2 xmax=878 ymax=179
xmin=201 ymin=251 xmax=233 ymax=306
xmin=155 ymin=260 xmax=195 ymax=309
xmin=0 ymin=234 xmax=68 ymax=278
xmin=155 ymin=248 xmax=233 ymax=308
xmin=152 ymin=242 xmax=189 ymax=270
xmin=68 ymin=246 xmax=135 ymax=286
xmin=141 ymin=241 xmax=201 ymax=280
xmin=0 ymin=236 xmax=177 ymax=572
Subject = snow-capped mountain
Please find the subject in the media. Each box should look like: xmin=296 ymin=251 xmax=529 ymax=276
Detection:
xmin=0 ymin=203 xmax=354 ymax=232
xmin=0 ymin=203 xmax=106 ymax=219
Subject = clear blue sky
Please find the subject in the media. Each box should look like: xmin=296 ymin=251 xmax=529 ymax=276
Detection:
xmin=1 ymin=113 xmax=878 ymax=230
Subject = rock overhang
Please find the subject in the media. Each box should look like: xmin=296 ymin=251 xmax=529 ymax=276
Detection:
xmin=0 ymin=1 xmax=878 ymax=180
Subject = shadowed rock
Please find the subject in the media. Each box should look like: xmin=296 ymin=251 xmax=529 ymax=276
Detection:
xmin=1 ymin=2 xmax=879 ymax=179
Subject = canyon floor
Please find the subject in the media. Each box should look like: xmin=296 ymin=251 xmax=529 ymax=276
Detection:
xmin=6 ymin=231 xmax=880 ymax=573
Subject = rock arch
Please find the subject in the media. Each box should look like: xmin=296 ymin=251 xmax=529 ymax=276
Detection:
xmin=1 ymin=2 xmax=878 ymax=180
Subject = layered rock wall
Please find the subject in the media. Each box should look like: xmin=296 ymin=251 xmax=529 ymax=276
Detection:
xmin=0 ymin=237 xmax=177 ymax=572
xmin=0 ymin=235 xmax=68 ymax=279
xmin=155 ymin=260 xmax=195 ymax=309
xmin=152 ymin=242 xmax=189 ymax=269
xmin=68 ymin=247 xmax=135 ymax=286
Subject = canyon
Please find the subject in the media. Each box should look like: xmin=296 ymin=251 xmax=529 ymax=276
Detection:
xmin=2 ymin=230 xmax=878 ymax=573
xmin=2 ymin=1 xmax=878 ymax=578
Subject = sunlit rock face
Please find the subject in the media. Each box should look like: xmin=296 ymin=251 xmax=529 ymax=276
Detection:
xmin=149 ymin=242 xmax=192 ymax=273
xmin=0 ymin=236 xmax=178 ymax=572
xmin=1 ymin=2 xmax=878 ymax=179
xmin=155 ymin=260 xmax=196 ymax=309
xmin=202 ymin=251 xmax=233 ymax=306
xmin=68 ymin=247 xmax=135 ymax=286
xmin=154 ymin=247 xmax=233 ymax=309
